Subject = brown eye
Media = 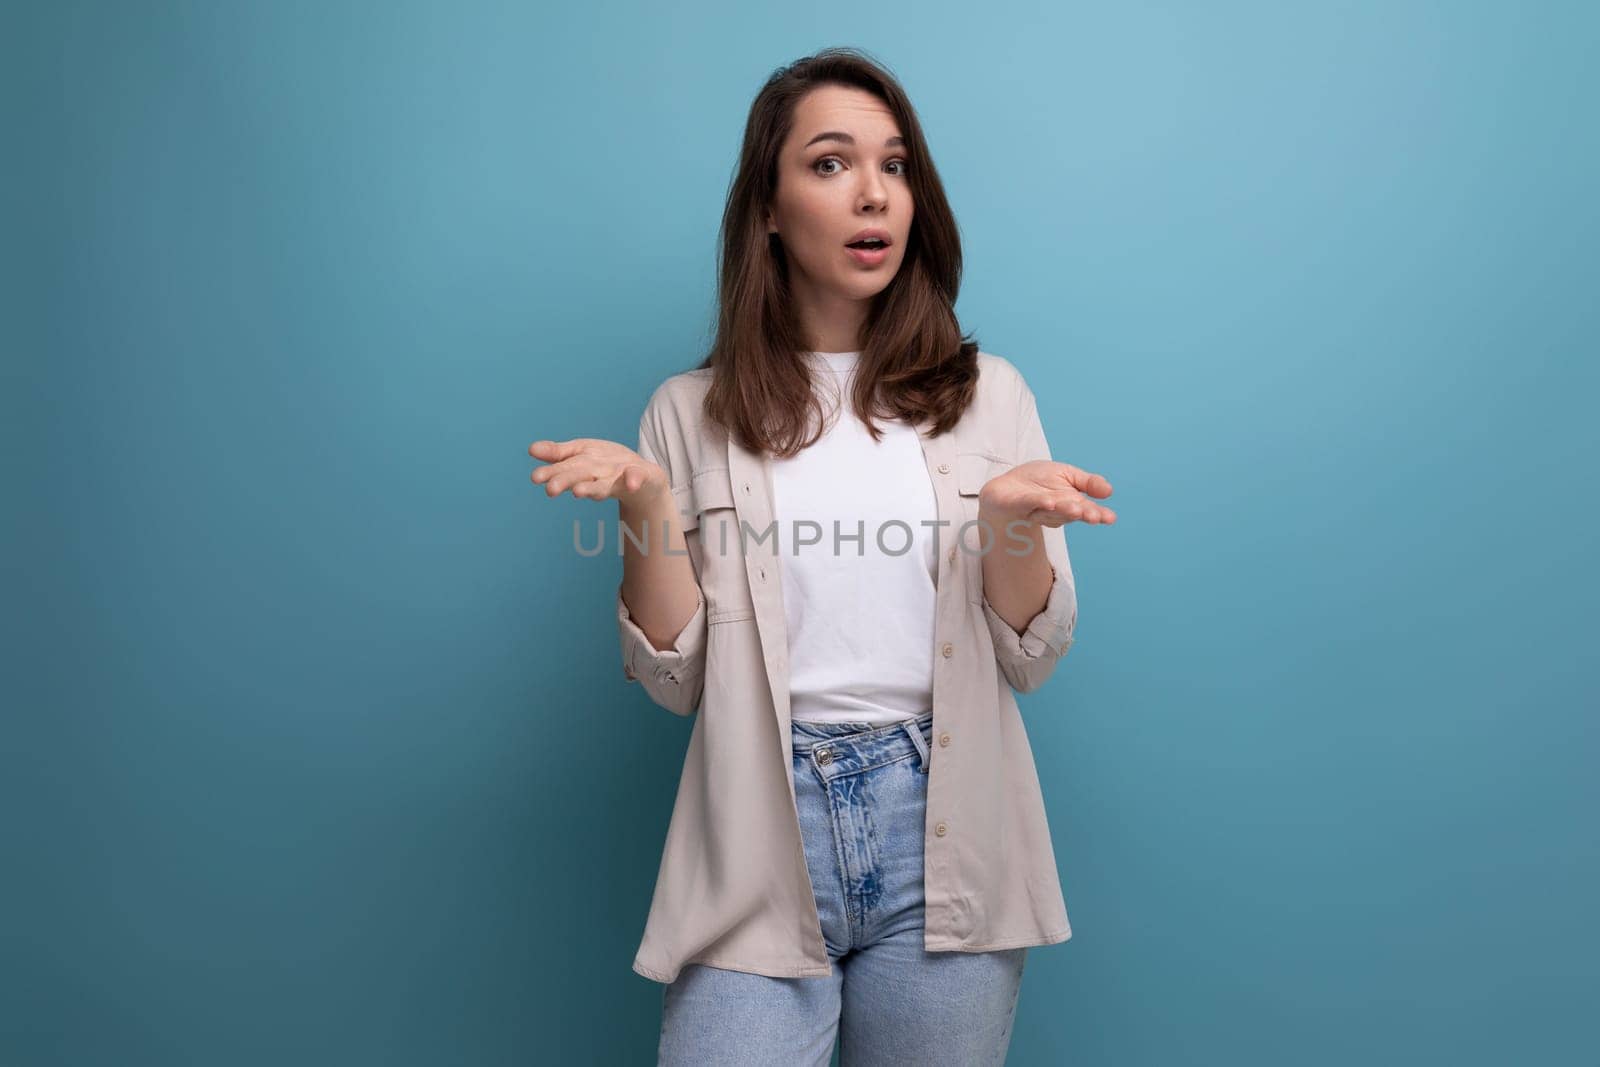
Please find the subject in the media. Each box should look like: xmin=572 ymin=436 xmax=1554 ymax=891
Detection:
xmin=814 ymin=157 xmax=842 ymax=176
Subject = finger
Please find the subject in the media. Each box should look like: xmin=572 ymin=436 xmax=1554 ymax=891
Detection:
xmin=571 ymin=474 xmax=608 ymax=500
xmin=1043 ymin=463 xmax=1107 ymax=495
xmin=1049 ymin=491 xmax=1086 ymax=522
xmin=532 ymin=456 xmax=593 ymax=489
xmin=1052 ymin=463 xmax=1113 ymax=498
xmin=549 ymin=473 xmax=593 ymax=497
xmin=529 ymin=439 xmax=591 ymax=462
xmin=622 ymin=463 xmax=649 ymax=494
xmin=1078 ymin=501 xmax=1117 ymax=524
xmin=1048 ymin=490 xmax=1112 ymax=525
xmin=545 ymin=463 xmax=603 ymax=496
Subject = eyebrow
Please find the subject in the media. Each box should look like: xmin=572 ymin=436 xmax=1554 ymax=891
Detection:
xmin=802 ymin=131 xmax=906 ymax=150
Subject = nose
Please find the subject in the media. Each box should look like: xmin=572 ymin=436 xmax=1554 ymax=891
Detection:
xmin=858 ymin=171 xmax=889 ymax=212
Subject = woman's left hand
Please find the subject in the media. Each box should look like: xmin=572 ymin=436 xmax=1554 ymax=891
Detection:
xmin=977 ymin=461 xmax=1117 ymax=528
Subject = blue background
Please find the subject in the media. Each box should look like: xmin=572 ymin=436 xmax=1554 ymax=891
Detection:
xmin=6 ymin=1 xmax=1596 ymax=1064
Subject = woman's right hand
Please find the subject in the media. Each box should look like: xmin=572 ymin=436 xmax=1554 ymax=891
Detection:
xmin=528 ymin=438 xmax=670 ymax=512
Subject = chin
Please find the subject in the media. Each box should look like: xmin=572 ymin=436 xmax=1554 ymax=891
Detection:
xmin=834 ymin=282 xmax=888 ymax=303
xmin=843 ymin=271 xmax=900 ymax=300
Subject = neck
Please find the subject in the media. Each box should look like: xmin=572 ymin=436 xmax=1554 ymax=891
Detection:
xmin=786 ymin=269 xmax=870 ymax=353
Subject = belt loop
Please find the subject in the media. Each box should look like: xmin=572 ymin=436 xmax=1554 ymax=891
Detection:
xmin=902 ymin=719 xmax=931 ymax=774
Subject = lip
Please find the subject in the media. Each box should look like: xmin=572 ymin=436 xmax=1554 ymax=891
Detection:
xmin=845 ymin=227 xmax=893 ymax=246
xmin=844 ymin=228 xmax=893 ymax=267
xmin=846 ymin=245 xmax=891 ymax=267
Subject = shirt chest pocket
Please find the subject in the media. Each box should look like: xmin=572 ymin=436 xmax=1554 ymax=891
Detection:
xmin=955 ymin=450 xmax=1014 ymax=510
xmin=673 ymin=465 xmax=757 ymax=625
xmin=955 ymin=451 xmax=1007 ymax=496
xmin=951 ymin=450 xmax=1018 ymax=561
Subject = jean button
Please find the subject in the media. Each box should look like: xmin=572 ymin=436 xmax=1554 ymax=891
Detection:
xmin=816 ymin=749 xmax=834 ymax=766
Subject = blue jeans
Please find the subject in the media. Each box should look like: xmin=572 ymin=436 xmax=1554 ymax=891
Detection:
xmin=658 ymin=711 xmax=1027 ymax=1065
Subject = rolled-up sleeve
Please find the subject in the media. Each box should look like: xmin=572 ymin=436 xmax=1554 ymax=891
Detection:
xmin=615 ymin=398 xmax=709 ymax=717
xmin=981 ymin=378 xmax=1079 ymax=694
xmin=617 ymin=580 xmax=708 ymax=717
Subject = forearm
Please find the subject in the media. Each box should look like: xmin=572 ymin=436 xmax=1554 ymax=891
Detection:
xmin=619 ymin=489 xmax=702 ymax=652
xmin=978 ymin=506 xmax=1054 ymax=637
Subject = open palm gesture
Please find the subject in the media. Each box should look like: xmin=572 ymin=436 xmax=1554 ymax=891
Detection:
xmin=528 ymin=438 xmax=669 ymax=511
xmin=978 ymin=461 xmax=1117 ymax=528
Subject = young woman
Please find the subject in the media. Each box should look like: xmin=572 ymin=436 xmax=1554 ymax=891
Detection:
xmin=530 ymin=48 xmax=1115 ymax=1066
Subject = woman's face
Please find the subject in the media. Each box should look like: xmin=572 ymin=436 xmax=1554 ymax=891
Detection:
xmin=766 ymin=84 xmax=914 ymax=311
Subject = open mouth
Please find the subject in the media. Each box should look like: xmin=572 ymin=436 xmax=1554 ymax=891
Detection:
xmin=845 ymin=238 xmax=889 ymax=250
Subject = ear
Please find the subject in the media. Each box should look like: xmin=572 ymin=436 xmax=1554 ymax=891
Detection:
xmin=765 ymin=210 xmax=776 ymax=235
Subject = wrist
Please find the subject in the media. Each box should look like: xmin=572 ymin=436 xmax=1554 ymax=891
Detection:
xmin=977 ymin=502 xmax=1036 ymax=532
xmin=618 ymin=481 xmax=673 ymax=522
xmin=978 ymin=507 xmax=1044 ymax=559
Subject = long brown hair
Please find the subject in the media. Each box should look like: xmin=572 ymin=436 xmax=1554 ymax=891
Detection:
xmin=698 ymin=47 xmax=981 ymax=458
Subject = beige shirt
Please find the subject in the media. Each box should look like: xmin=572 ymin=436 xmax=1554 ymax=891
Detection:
xmin=616 ymin=351 xmax=1079 ymax=985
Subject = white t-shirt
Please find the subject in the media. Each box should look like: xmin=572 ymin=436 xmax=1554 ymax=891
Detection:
xmin=769 ymin=351 xmax=940 ymax=725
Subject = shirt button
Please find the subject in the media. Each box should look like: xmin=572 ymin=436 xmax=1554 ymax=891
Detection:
xmin=941 ymin=642 xmax=954 ymax=658
xmin=937 ymin=463 xmax=951 ymax=474
xmin=947 ymin=547 xmax=957 ymax=564
xmin=938 ymin=732 xmax=951 ymax=747
xmin=935 ymin=821 xmax=948 ymax=836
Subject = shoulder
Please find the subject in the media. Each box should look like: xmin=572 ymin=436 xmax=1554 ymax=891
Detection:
xmin=975 ymin=349 xmax=1033 ymax=402
xmin=948 ymin=350 xmax=1042 ymax=460
xmin=638 ymin=367 xmax=712 ymax=429
xmin=642 ymin=366 xmax=712 ymax=413
xmin=967 ymin=349 xmax=1035 ymax=430
xmin=635 ymin=368 xmax=718 ymax=477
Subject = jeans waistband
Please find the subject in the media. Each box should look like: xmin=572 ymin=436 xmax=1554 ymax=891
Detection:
xmin=790 ymin=711 xmax=936 ymax=776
